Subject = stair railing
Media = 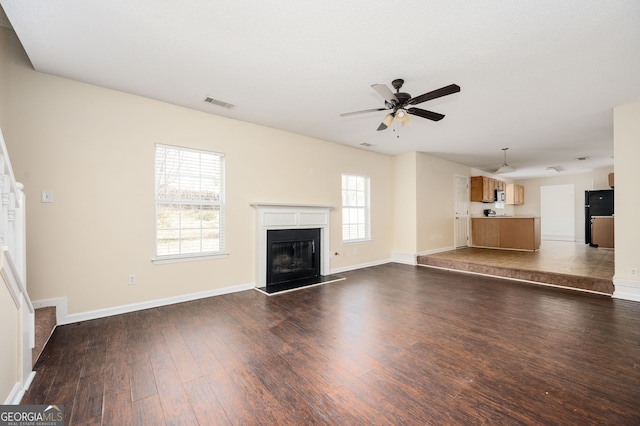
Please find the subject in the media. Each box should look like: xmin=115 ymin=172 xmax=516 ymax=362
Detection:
xmin=0 ymin=127 xmax=33 ymax=403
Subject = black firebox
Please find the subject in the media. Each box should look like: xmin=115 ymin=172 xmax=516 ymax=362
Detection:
xmin=266 ymin=228 xmax=320 ymax=287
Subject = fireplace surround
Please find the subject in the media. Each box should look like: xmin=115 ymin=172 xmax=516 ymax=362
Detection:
xmin=251 ymin=203 xmax=341 ymax=293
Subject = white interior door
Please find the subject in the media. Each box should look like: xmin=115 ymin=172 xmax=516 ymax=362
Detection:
xmin=455 ymin=176 xmax=470 ymax=248
xmin=540 ymin=184 xmax=575 ymax=241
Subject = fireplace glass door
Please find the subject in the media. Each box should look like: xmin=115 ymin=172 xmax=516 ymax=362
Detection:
xmin=266 ymin=228 xmax=321 ymax=286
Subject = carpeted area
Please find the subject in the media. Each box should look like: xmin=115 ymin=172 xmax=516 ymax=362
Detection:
xmin=417 ymin=255 xmax=613 ymax=294
xmin=33 ymin=306 xmax=56 ymax=366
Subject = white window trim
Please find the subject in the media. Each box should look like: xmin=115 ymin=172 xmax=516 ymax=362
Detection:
xmin=153 ymin=144 xmax=226 ymax=263
xmin=152 ymin=252 xmax=229 ymax=265
xmin=341 ymin=173 xmax=371 ymax=243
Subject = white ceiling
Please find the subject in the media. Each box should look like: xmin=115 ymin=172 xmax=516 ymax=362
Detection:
xmin=2 ymin=1 xmax=640 ymax=179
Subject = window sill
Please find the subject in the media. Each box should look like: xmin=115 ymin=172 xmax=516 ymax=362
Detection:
xmin=342 ymin=239 xmax=371 ymax=245
xmin=152 ymin=252 xmax=229 ymax=265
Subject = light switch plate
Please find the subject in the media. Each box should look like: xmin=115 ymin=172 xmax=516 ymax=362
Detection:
xmin=41 ymin=190 xmax=53 ymax=203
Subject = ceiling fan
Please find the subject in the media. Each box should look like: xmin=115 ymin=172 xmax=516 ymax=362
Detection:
xmin=340 ymin=79 xmax=460 ymax=131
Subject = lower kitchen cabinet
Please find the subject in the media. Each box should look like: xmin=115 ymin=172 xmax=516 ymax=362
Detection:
xmin=591 ymin=216 xmax=614 ymax=248
xmin=471 ymin=217 xmax=541 ymax=251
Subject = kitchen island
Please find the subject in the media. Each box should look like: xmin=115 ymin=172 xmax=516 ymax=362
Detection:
xmin=471 ymin=216 xmax=541 ymax=251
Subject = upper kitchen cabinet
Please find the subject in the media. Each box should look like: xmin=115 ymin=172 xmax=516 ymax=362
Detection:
xmin=506 ymin=183 xmax=524 ymax=205
xmin=470 ymin=176 xmax=495 ymax=202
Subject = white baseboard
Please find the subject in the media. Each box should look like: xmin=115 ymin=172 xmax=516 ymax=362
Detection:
xmin=4 ymin=370 xmax=35 ymax=404
xmin=417 ymin=246 xmax=456 ymax=256
xmin=57 ymin=282 xmax=254 ymax=325
xmin=542 ymin=235 xmax=575 ymax=242
xmin=4 ymin=380 xmax=23 ymax=405
xmin=31 ymin=297 xmax=68 ymax=324
xmin=390 ymin=252 xmax=417 ymax=265
xmin=613 ymin=277 xmax=640 ymax=302
xmin=331 ymin=258 xmax=391 ymax=274
xmin=390 ymin=247 xmax=455 ymax=266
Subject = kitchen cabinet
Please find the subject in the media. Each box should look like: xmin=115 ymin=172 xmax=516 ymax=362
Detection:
xmin=591 ymin=216 xmax=614 ymax=248
xmin=471 ymin=217 xmax=541 ymax=251
xmin=505 ymin=183 xmax=524 ymax=205
xmin=608 ymin=173 xmax=614 ymax=188
xmin=470 ymin=176 xmax=507 ymax=202
xmin=470 ymin=176 xmax=495 ymax=202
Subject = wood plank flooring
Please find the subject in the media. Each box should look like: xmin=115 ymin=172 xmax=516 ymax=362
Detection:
xmin=23 ymin=263 xmax=640 ymax=425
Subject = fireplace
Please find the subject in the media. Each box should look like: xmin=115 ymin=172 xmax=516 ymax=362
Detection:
xmin=267 ymin=228 xmax=320 ymax=286
xmin=251 ymin=203 xmax=343 ymax=294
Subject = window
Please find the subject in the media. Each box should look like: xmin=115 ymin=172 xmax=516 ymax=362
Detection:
xmin=155 ymin=144 xmax=224 ymax=259
xmin=342 ymin=174 xmax=370 ymax=242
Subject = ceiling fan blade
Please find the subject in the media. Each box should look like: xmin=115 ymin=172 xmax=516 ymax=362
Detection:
xmin=407 ymin=84 xmax=460 ymax=105
xmin=407 ymin=108 xmax=445 ymax=121
xmin=371 ymin=84 xmax=399 ymax=103
xmin=340 ymin=107 xmax=388 ymax=117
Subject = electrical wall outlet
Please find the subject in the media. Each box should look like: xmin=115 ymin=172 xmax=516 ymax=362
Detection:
xmin=128 ymin=274 xmax=136 ymax=285
xmin=631 ymin=268 xmax=638 ymax=278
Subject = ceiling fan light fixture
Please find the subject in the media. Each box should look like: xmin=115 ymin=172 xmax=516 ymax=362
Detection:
xmin=341 ymin=79 xmax=460 ymax=131
xmin=395 ymin=109 xmax=410 ymax=126
xmin=377 ymin=113 xmax=395 ymax=131
xmin=495 ymin=147 xmax=515 ymax=174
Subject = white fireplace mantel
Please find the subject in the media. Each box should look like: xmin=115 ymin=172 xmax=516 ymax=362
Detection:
xmin=250 ymin=203 xmax=333 ymax=288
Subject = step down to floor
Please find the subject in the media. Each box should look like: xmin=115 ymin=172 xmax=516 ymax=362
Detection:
xmin=33 ymin=306 xmax=56 ymax=367
xmin=417 ymin=255 xmax=614 ymax=295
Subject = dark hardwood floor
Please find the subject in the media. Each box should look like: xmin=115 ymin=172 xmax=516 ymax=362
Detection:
xmin=23 ymin=263 xmax=640 ymax=425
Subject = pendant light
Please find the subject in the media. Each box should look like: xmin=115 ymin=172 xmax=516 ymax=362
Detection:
xmin=495 ymin=148 xmax=515 ymax=174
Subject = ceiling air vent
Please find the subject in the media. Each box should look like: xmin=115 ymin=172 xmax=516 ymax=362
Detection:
xmin=204 ymin=97 xmax=235 ymax=110
xmin=576 ymin=156 xmax=589 ymax=161
xmin=360 ymin=142 xmax=374 ymax=147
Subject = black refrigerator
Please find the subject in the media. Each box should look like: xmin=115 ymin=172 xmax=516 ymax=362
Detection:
xmin=585 ymin=189 xmax=614 ymax=245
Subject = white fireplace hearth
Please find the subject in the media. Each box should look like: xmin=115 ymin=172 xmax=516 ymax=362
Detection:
xmin=250 ymin=203 xmax=333 ymax=289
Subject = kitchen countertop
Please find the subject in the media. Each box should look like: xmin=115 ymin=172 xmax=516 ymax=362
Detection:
xmin=472 ymin=215 xmax=540 ymax=219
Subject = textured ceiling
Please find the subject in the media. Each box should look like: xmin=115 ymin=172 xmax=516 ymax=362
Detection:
xmin=2 ymin=1 xmax=640 ymax=178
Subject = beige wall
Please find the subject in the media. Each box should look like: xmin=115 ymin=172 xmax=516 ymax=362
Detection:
xmin=614 ymin=102 xmax=640 ymax=293
xmin=416 ymin=152 xmax=470 ymax=252
xmin=1 ymin=28 xmax=394 ymax=314
xmin=0 ymin=27 xmax=12 ymax=129
xmin=514 ymin=166 xmax=613 ymax=242
xmin=391 ymin=152 xmax=477 ymax=255
xmin=392 ymin=152 xmax=418 ymax=254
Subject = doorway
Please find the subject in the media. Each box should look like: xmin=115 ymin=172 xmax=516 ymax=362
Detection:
xmin=540 ymin=184 xmax=575 ymax=241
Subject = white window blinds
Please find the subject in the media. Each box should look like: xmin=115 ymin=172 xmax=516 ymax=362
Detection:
xmin=155 ymin=144 xmax=224 ymax=258
xmin=342 ymin=174 xmax=370 ymax=242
